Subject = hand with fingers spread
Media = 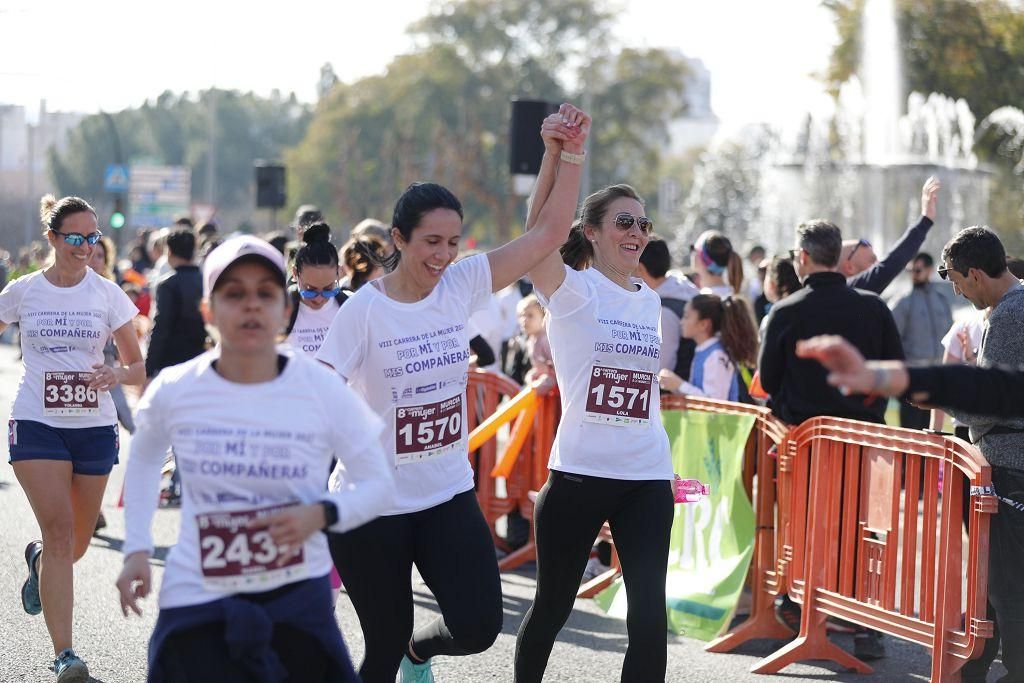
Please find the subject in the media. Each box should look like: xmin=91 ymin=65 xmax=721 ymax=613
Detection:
xmin=89 ymin=363 xmax=123 ymax=392
xmin=921 ymin=176 xmax=941 ymax=221
xmin=246 ymin=503 xmax=326 ymax=567
xmin=116 ymin=551 xmax=152 ymax=617
xmin=795 ymin=335 xmax=909 ymax=397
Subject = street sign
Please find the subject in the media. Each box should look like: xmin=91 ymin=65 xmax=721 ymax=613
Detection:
xmin=128 ymin=165 xmax=191 ymax=229
xmin=103 ymin=164 xmax=130 ymax=193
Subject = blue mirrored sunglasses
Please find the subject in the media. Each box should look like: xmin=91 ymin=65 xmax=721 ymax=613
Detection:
xmin=52 ymin=229 xmax=103 ymax=247
xmin=299 ymin=285 xmax=342 ymax=299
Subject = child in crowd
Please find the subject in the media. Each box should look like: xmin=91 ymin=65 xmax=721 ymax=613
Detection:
xmin=657 ymin=294 xmax=758 ymax=401
xmin=504 ymin=294 xmax=555 ymax=392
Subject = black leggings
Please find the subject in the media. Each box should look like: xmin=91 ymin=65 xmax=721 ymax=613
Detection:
xmin=328 ymin=489 xmax=503 ymax=683
xmin=515 ymin=470 xmax=674 ymax=683
xmin=157 ymin=622 xmax=334 ymax=682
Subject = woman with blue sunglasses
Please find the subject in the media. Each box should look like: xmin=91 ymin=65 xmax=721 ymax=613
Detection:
xmin=0 ymin=194 xmax=145 ymax=682
xmin=284 ymin=222 xmax=352 ymax=355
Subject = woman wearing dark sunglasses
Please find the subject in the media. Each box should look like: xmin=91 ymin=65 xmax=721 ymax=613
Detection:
xmin=0 ymin=194 xmax=144 ymax=682
xmin=514 ymin=179 xmax=675 ymax=680
xmin=285 ymin=222 xmax=352 ymax=355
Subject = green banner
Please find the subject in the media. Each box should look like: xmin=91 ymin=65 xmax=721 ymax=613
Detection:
xmin=595 ymin=409 xmax=757 ymax=641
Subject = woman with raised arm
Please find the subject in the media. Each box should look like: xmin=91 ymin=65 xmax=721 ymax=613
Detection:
xmin=513 ymin=138 xmax=675 ymax=680
xmin=116 ymin=236 xmax=394 ymax=681
xmin=1 ymin=195 xmax=144 ymax=682
xmin=316 ymin=104 xmax=589 ymax=683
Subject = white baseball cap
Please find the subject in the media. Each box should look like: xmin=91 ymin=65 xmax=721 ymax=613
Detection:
xmin=202 ymin=235 xmax=287 ymax=298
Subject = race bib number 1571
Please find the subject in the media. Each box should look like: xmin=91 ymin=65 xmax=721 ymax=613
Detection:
xmin=584 ymin=365 xmax=654 ymax=427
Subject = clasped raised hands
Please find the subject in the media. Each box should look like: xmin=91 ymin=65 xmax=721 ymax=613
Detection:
xmin=540 ymin=103 xmax=591 ymax=156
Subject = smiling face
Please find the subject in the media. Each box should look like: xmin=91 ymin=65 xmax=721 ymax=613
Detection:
xmin=207 ymin=260 xmax=289 ymax=354
xmin=47 ymin=211 xmax=98 ymax=272
xmin=393 ymin=208 xmax=462 ymax=291
xmin=293 ymin=263 xmax=340 ymax=310
xmin=585 ymin=197 xmax=649 ymax=274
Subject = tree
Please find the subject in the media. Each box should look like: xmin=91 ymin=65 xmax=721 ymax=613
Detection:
xmin=286 ymin=0 xmax=690 ymax=244
xmin=48 ymin=89 xmax=311 ymax=227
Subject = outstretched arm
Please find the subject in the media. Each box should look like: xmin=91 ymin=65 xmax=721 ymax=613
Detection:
xmin=487 ymin=103 xmax=589 ymax=295
xmin=849 ymin=177 xmax=940 ymax=294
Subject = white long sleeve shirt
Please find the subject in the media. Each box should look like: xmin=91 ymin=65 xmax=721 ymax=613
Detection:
xmin=122 ymin=347 xmax=393 ymax=608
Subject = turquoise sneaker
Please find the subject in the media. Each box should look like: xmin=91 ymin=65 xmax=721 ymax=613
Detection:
xmin=21 ymin=541 xmax=42 ymax=615
xmin=399 ymin=655 xmax=435 ymax=683
xmin=53 ymin=648 xmax=88 ymax=682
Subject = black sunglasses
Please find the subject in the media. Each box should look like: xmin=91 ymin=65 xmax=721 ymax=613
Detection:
xmin=788 ymin=248 xmax=803 ymax=261
xmin=937 ymin=265 xmax=958 ymax=280
xmin=612 ymin=213 xmax=653 ymax=235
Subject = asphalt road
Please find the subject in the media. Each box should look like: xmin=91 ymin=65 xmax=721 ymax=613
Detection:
xmin=0 ymin=343 xmax=995 ymax=682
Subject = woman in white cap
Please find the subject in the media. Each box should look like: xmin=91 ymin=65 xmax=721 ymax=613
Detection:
xmin=116 ymin=235 xmax=394 ymax=682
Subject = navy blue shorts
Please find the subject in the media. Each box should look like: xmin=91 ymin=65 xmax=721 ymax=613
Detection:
xmin=8 ymin=420 xmax=119 ymax=476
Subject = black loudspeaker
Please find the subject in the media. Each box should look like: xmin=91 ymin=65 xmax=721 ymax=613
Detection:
xmin=509 ymin=100 xmax=558 ymax=175
xmin=255 ymin=163 xmax=286 ymax=209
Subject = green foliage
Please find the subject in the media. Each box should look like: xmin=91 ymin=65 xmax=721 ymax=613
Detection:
xmin=48 ymin=89 xmax=311 ymax=221
xmin=824 ymin=0 xmax=1024 ymax=250
xmin=287 ymin=0 xmax=690 ymax=244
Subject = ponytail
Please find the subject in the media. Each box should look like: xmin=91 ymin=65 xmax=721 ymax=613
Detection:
xmin=689 ymin=293 xmax=758 ymax=368
xmin=561 ymin=183 xmax=643 ymax=271
xmin=727 ymin=251 xmax=744 ymax=296
xmin=560 ymin=220 xmax=593 ymax=270
xmin=719 ymin=296 xmax=759 ymax=367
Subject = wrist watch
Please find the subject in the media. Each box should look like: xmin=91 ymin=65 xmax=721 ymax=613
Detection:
xmin=319 ymin=501 xmax=339 ymax=530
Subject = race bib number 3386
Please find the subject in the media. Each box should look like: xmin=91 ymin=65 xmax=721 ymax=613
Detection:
xmin=43 ymin=371 xmax=99 ymax=416
xmin=584 ymin=365 xmax=654 ymax=427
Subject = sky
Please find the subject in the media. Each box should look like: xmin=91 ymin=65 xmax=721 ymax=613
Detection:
xmin=0 ymin=0 xmax=837 ymax=132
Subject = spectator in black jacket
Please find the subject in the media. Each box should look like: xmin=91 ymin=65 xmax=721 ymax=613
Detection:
xmin=760 ymin=219 xmax=905 ymax=426
xmin=145 ymin=229 xmax=207 ymax=378
xmin=760 ymin=219 xmax=905 ymax=660
xmin=841 ymin=177 xmax=941 ymax=294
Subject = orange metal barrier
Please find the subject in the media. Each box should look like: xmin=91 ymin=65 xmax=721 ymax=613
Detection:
xmin=753 ymin=417 xmax=995 ymax=682
xmin=466 ymin=370 xmax=533 ymax=551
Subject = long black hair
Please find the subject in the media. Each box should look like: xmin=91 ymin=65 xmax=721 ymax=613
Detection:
xmin=380 ymin=182 xmax=463 ymax=272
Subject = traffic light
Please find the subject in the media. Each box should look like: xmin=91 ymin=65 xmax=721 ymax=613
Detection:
xmin=110 ymin=198 xmax=125 ymax=229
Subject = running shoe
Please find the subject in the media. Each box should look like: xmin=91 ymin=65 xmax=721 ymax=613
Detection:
xmin=21 ymin=540 xmax=42 ymax=615
xmin=93 ymin=511 xmax=107 ymax=536
xmin=53 ymin=648 xmax=88 ymax=682
xmin=399 ymin=655 xmax=435 ymax=683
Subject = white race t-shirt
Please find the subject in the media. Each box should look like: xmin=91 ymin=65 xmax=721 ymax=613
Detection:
xmin=941 ymin=311 xmax=985 ymax=362
xmin=285 ymin=298 xmax=340 ymax=356
xmin=316 ymin=254 xmax=493 ymax=515
xmin=538 ymin=266 xmax=673 ymax=481
xmin=0 ymin=269 xmax=138 ymax=428
xmin=122 ymin=348 xmax=392 ymax=609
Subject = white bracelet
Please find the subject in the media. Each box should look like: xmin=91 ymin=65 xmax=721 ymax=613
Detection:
xmin=560 ymin=150 xmax=586 ymax=165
